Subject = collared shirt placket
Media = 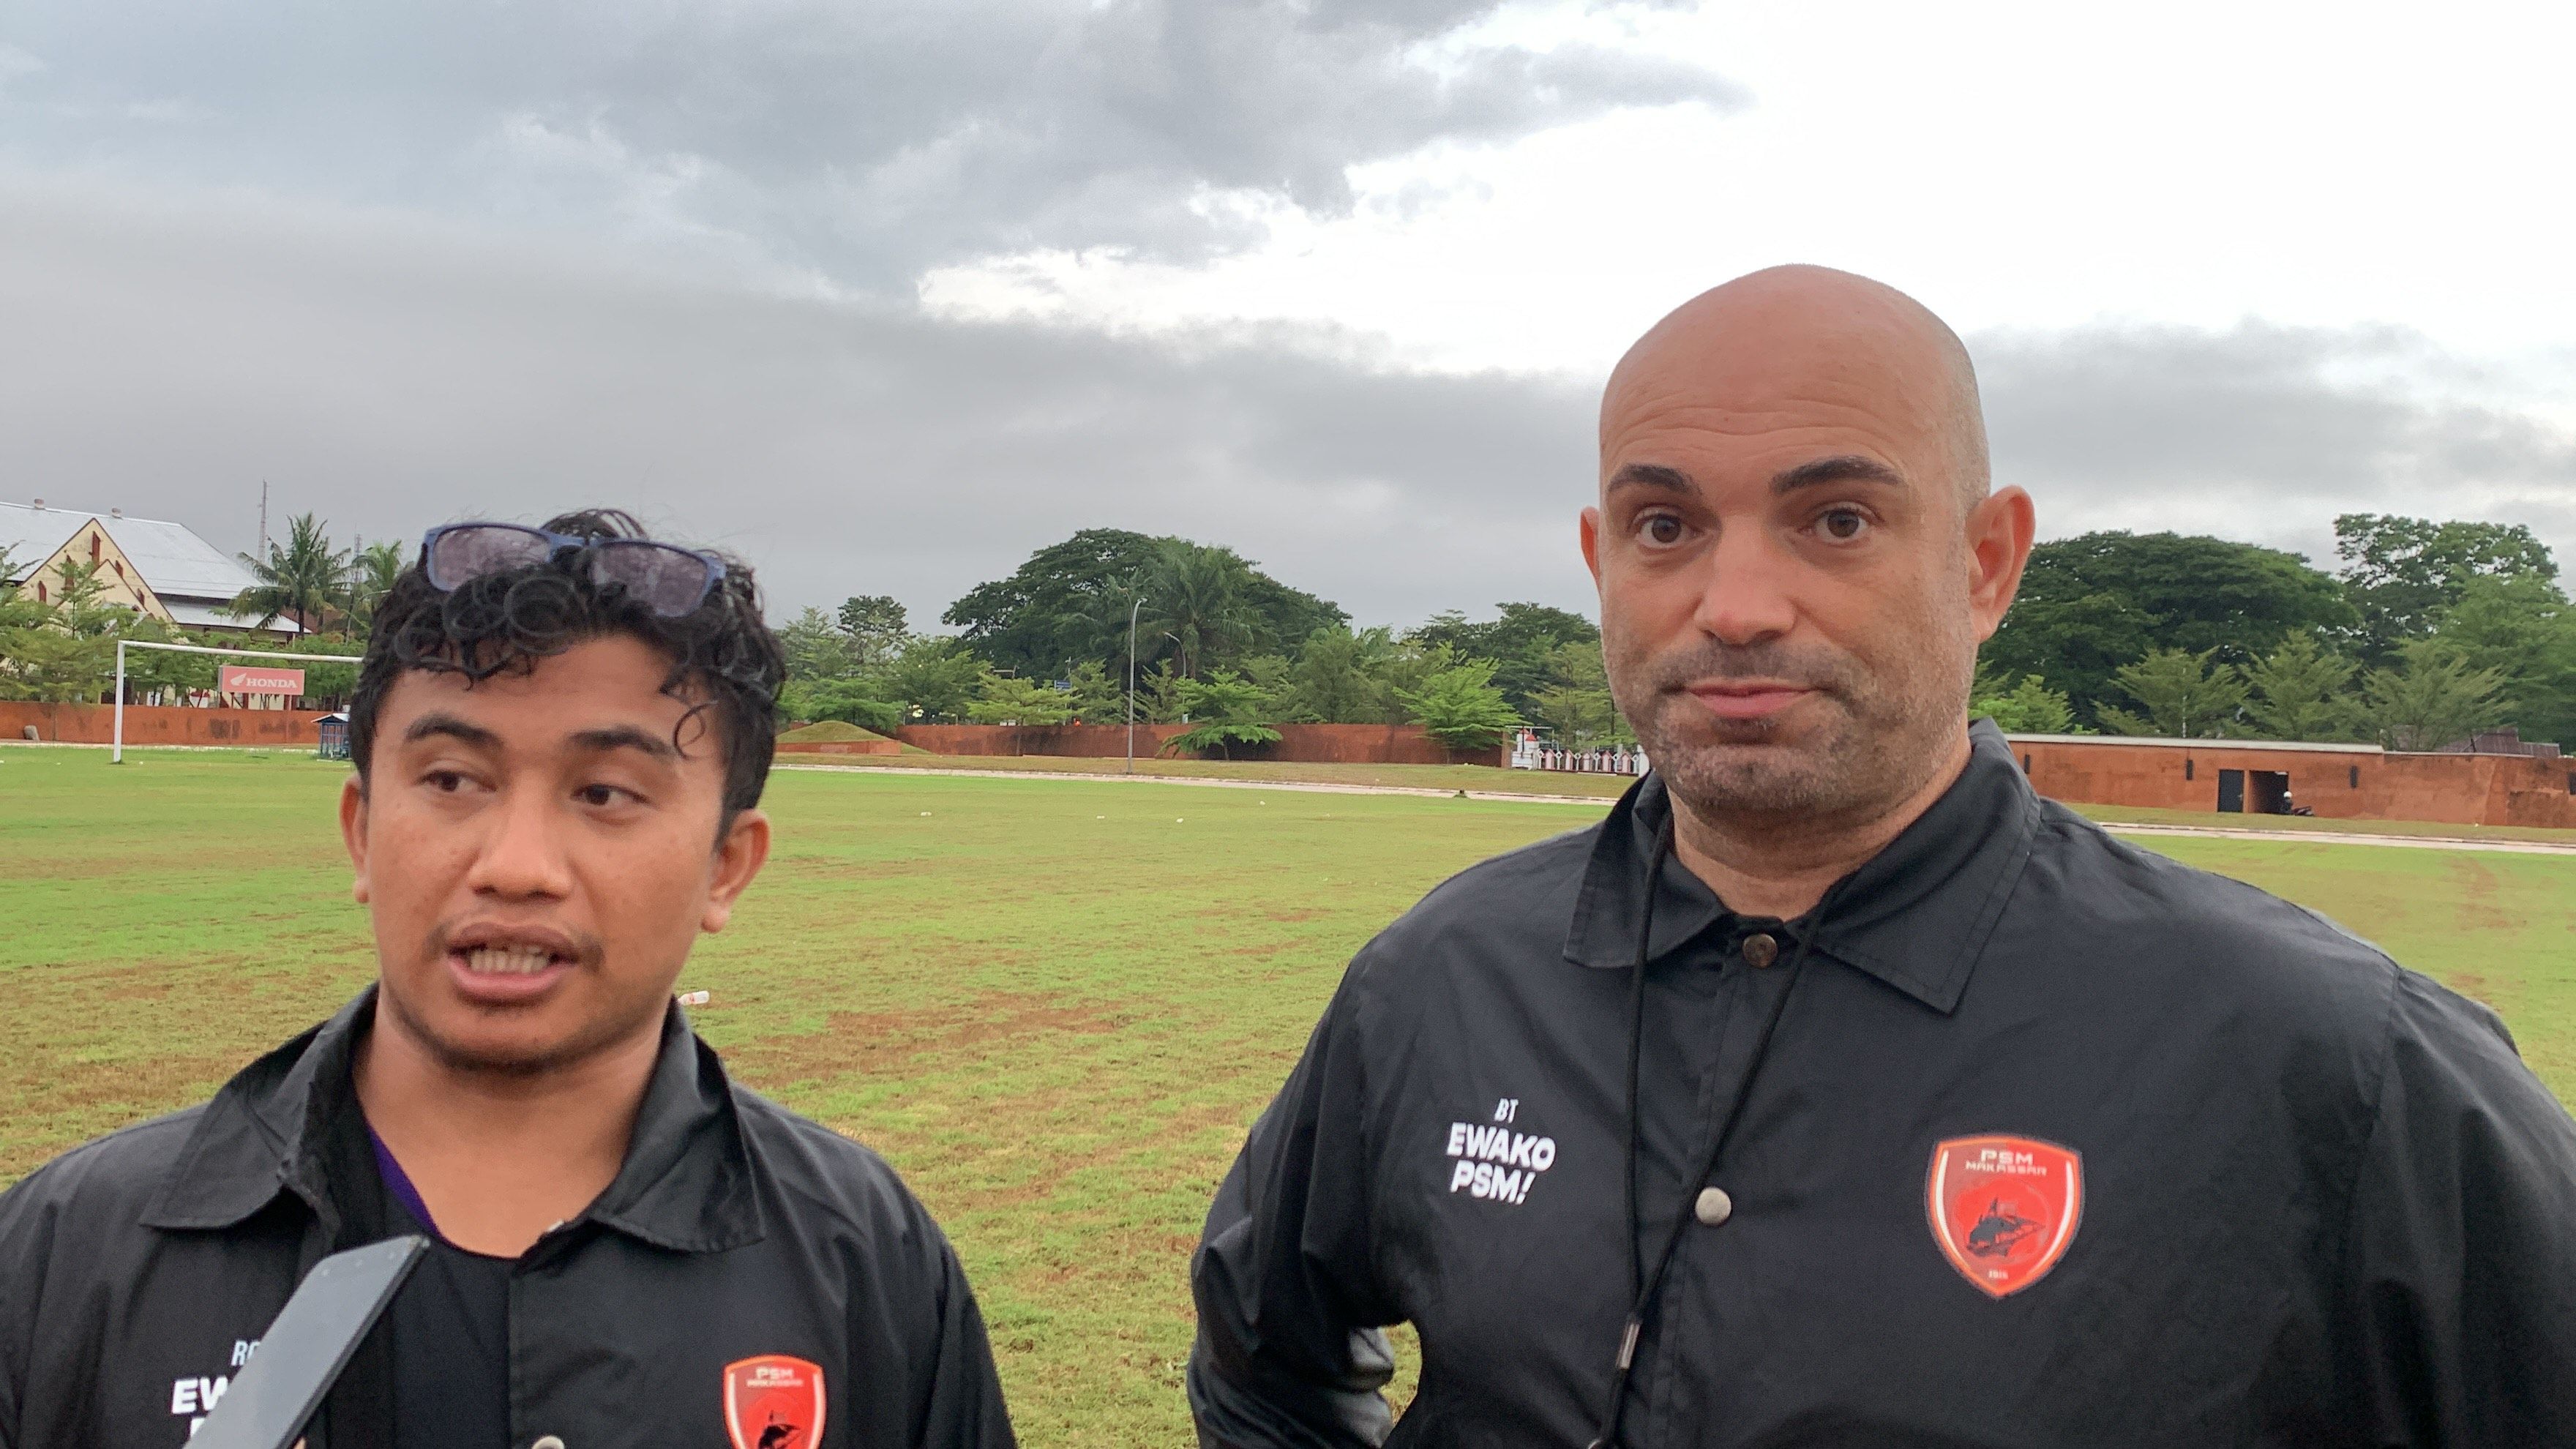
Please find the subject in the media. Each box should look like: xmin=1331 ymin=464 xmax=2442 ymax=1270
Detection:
xmin=1639 ymin=928 xmax=1801 ymax=1449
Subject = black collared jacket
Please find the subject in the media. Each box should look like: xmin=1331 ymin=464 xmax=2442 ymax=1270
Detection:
xmin=1188 ymin=723 xmax=2576 ymax=1448
xmin=0 ymin=990 xmax=1014 ymax=1449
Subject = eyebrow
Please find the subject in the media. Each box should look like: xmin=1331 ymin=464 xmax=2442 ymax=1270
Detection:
xmin=567 ymin=724 xmax=681 ymax=763
xmin=1604 ymin=462 xmax=1698 ymax=495
xmin=403 ymin=713 xmax=501 ymax=750
xmin=1770 ymin=454 xmax=1907 ymax=495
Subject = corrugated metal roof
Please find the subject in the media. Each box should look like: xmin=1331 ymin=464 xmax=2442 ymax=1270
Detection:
xmin=0 ymin=500 xmax=260 ymax=602
xmin=0 ymin=502 xmax=82 ymax=579
xmin=165 ymin=599 xmax=304 ymax=634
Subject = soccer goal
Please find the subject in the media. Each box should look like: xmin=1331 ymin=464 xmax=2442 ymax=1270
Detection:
xmin=111 ymin=637 xmax=360 ymax=763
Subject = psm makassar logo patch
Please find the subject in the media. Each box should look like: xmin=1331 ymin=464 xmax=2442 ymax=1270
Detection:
xmin=1927 ymin=1135 xmax=2082 ymax=1298
xmin=724 ymin=1354 xmax=826 ymax=1449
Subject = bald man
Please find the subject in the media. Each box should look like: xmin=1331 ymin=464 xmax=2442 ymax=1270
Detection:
xmin=1187 ymin=266 xmax=2576 ymax=1448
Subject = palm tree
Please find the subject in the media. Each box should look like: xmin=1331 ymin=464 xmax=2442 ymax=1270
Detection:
xmin=345 ymin=540 xmax=407 ymax=633
xmin=1138 ymin=541 xmax=1259 ymax=678
xmin=233 ymin=512 xmax=351 ymax=632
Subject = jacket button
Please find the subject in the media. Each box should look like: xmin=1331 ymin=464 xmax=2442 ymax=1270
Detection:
xmin=531 ymin=1437 xmax=567 ymax=1449
xmin=1742 ymin=933 xmax=1779 ymax=968
xmin=1694 ymin=1186 xmax=1734 ymax=1226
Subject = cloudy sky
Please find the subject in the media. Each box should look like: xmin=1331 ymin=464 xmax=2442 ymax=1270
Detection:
xmin=4 ymin=0 xmax=2572 ymax=629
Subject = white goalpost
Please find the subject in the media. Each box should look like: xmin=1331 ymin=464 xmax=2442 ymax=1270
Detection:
xmin=112 ymin=637 xmax=360 ymax=764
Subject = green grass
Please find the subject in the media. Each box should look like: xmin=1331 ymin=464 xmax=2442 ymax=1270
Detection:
xmin=4 ymin=743 xmax=2573 ymax=1443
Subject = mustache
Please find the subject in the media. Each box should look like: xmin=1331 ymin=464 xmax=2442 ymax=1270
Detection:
xmin=1635 ymin=638 xmax=1855 ymax=694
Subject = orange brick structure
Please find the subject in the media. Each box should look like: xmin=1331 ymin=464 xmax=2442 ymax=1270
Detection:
xmin=894 ymin=722 xmax=1502 ymax=767
xmin=775 ymin=738 xmax=902 ymax=756
xmin=1 ymin=700 xmax=329 ymax=747
xmin=2004 ymin=734 xmax=2576 ymax=829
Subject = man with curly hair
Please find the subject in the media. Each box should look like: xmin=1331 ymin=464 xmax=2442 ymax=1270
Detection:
xmin=0 ymin=512 xmax=1016 ymax=1449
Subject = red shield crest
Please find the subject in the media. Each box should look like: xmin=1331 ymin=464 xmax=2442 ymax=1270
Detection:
xmin=724 ymin=1354 xmax=826 ymax=1449
xmin=1926 ymin=1135 xmax=2083 ymax=1298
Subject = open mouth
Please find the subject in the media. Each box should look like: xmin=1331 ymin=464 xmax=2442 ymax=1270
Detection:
xmin=458 ymin=943 xmax=564 ymax=977
xmin=439 ymin=928 xmax=585 ymax=1003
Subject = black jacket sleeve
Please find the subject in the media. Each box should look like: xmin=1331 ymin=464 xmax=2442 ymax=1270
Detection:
xmin=1188 ymin=976 xmax=1399 ymax=1449
xmin=896 ymin=1214 xmax=1017 ymax=1449
xmin=2338 ymin=969 xmax=2576 ymax=1445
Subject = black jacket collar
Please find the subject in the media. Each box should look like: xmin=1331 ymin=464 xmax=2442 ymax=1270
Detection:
xmin=1563 ymin=719 xmax=2039 ymax=1014
xmin=141 ymin=986 xmax=765 ymax=1254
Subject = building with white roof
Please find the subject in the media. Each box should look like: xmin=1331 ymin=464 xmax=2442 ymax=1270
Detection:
xmin=0 ymin=497 xmax=300 ymax=637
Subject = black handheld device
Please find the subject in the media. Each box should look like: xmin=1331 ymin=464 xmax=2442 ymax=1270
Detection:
xmin=186 ymin=1235 xmax=429 ymax=1449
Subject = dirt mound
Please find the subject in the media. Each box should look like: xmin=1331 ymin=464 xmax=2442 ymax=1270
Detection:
xmin=777 ymin=719 xmax=896 ymax=744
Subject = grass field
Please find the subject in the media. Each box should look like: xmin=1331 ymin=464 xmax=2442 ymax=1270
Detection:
xmin=4 ymin=744 xmax=2574 ymax=1443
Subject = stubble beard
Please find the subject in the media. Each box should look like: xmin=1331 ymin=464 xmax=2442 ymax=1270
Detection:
xmin=1609 ymin=626 xmax=1969 ymax=840
xmin=382 ymin=924 xmax=660 ymax=1080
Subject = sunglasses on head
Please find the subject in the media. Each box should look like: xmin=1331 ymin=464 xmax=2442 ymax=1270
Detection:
xmin=419 ymin=523 xmax=726 ymax=618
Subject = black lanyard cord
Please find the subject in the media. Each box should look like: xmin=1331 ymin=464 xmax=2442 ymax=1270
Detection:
xmin=1591 ymin=821 xmax=1838 ymax=1449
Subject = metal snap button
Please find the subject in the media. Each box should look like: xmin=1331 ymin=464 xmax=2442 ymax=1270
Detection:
xmin=1742 ymin=933 xmax=1779 ymax=968
xmin=1694 ymin=1186 xmax=1734 ymax=1226
xmin=531 ymin=1437 xmax=567 ymax=1449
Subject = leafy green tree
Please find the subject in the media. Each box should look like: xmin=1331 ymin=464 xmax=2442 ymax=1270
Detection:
xmin=2335 ymin=514 xmax=2559 ymax=662
xmin=1982 ymin=532 xmax=2352 ymax=727
xmin=873 ymin=636 xmax=986 ymax=722
xmin=781 ymin=678 xmax=904 ymax=734
xmin=2095 ymin=648 xmax=2247 ymax=738
xmin=2360 ymin=640 xmax=2506 ymax=752
xmin=835 ymin=595 xmax=910 ymax=667
xmin=1136 ymin=661 xmax=1188 ymax=724
xmin=1399 ymin=658 xmax=1523 ymax=752
xmin=1276 ymin=625 xmax=1399 ymax=723
xmin=2239 ymin=631 xmax=2362 ymax=742
xmin=1530 ymin=640 xmax=1631 ymax=747
xmin=1139 ymin=540 xmax=1262 ymax=678
xmin=1409 ymin=602 xmax=1598 ymax=714
xmin=345 ymin=542 xmax=406 ymax=634
xmin=233 ymin=513 xmax=351 ymax=632
xmin=1164 ymin=670 xmax=1281 ymax=759
xmin=1969 ymin=673 xmax=2080 ymax=734
xmin=2431 ymin=574 xmax=2576 ymax=748
xmin=1063 ymin=660 xmax=1126 ymax=722
xmin=777 ymin=606 xmax=858 ymax=682
xmin=943 ymin=528 xmax=1344 ymax=679
xmin=967 ymin=672 xmax=1079 ymax=726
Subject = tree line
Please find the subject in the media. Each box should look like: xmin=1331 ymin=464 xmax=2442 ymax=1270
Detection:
xmin=776 ymin=529 xmax=1614 ymax=753
xmin=10 ymin=509 xmax=2568 ymax=757
xmin=1974 ymin=514 xmax=2575 ymax=749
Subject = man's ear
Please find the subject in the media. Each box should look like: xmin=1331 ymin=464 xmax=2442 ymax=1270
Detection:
xmin=340 ymin=774 xmax=372 ymax=905
xmin=1964 ymin=486 xmax=2036 ymax=643
xmin=700 ymin=807 xmax=772 ymax=934
xmin=1579 ymin=506 xmax=1606 ymax=590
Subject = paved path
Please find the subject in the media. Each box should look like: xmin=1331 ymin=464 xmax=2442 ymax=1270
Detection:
xmin=782 ymin=763 xmax=2576 ymax=853
xmin=774 ymin=761 xmax=1625 ymax=806
xmin=2096 ymin=821 xmax=2576 ymax=856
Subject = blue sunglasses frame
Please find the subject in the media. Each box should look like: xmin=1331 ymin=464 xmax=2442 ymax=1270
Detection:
xmin=418 ymin=523 xmax=725 ymax=618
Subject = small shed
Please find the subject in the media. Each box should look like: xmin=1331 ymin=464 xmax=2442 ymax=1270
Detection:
xmin=315 ymin=712 xmax=351 ymax=761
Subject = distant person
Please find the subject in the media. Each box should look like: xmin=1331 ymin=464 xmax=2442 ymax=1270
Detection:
xmin=1188 ymin=268 xmax=2576 ymax=1445
xmin=0 ymin=511 xmax=1015 ymax=1448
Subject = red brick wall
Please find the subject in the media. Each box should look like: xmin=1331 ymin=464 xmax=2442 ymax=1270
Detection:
xmin=894 ymin=722 xmax=1502 ymax=766
xmin=0 ymin=700 xmax=329 ymax=746
xmin=2010 ymin=738 xmax=2576 ymax=828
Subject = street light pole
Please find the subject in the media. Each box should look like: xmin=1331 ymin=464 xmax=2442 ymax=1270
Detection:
xmin=1126 ymin=596 xmax=1143 ymax=775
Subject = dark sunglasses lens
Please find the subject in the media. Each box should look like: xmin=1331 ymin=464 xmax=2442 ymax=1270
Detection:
xmin=427 ymin=525 xmax=553 ymax=590
xmin=587 ymin=542 xmax=715 ymax=616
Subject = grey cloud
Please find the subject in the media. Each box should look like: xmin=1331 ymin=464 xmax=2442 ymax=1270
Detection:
xmin=0 ymin=1 xmax=1741 ymax=288
xmin=1974 ymin=322 xmax=2576 ymax=565
xmin=0 ymin=181 xmax=1604 ymax=629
